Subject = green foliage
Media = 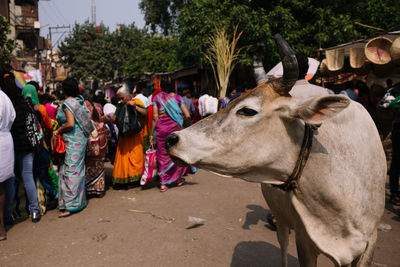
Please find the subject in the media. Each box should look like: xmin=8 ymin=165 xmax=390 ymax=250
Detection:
xmin=174 ymin=0 xmax=400 ymax=70
xmin=59 ymin=21 xmax=113 ymax=81
xmin=139 ymin=0 xmax=186 ymax=35
xmin=109 ymin=24 xmax=147 ymax=77
xmin=59 ymin=22 xmax=147 ymax=82
xmin=123 ymin=35 xmax=182 ymax=77
xmin=0 ymin=15 xmax=15 ymax=70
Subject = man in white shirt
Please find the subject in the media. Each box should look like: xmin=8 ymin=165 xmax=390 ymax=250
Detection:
xmin=134 ymin=86 xmax=150 ymax=108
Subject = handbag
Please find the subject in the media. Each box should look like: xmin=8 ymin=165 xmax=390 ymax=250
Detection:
xmin=116 ymin=103 xmax=143 ymax=137
xmin=86 ymin=124 xmax=100 ymax=157
xmin=140 ymin=144 xmax=157 ymax=185
xmin=24 ymin=97 xmax=44 ymax=153
xmin=51 ymin=134 xmax=66 ymax=164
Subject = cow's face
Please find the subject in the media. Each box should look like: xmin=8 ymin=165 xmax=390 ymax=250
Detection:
xmin=167 ymin=80 xmax=349 ymax=184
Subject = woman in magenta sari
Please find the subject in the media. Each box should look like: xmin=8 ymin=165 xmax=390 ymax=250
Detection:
xmin=152 ymin=86 xmax=191 ymax=192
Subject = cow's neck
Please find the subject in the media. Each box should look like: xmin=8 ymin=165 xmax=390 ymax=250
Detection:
xmin=273 ymin=123 xmax=317 ymax=191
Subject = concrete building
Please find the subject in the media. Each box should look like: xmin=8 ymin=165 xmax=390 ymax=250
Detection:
xmin=0 ymin=0 xmax=43 ymax=71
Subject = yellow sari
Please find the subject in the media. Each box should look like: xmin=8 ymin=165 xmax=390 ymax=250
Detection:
xmin=112 ymin=98 xmax=148 ymax=184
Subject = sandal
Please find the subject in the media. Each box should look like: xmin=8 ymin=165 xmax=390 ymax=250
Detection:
xmin=58 ymin=211 xmax=72 ymax=218
xmin=177 ymin=178 xmax=185 ymax=187
xmin=0 ymin=227 xmax=6 ymax=241
xmin=160 ymin=185 xmax=168 ymax=192
xmin=390 ymin=195 xmax=400 ymax=206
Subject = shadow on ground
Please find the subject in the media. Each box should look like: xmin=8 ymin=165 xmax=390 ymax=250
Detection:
xmin=231 ymin=241 xmax=298 ymax=267
xmin=242 ymin=204 xmax=272 ymax=230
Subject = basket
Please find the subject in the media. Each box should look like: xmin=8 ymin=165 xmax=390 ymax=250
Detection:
xmin=365 ymin=37 xmax=392 ymax=65
xmin=326 ymin=49 xmax=344 ymax=71
xmin=319 ymin=58 xmax=329 ymax=75
xmin=390 ymin=37 xmax=400 ymax=62
xmin=350 ymin=47 xmax=366 ymax=68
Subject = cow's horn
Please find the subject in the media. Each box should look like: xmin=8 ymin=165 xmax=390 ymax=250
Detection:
xmin=274 ymin=34 xmax=298 ymax=94
xmin=253 ymin=44 xmax=267 ymax=84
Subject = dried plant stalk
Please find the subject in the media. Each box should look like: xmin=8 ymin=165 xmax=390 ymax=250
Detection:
xmin=204 ymin=26 xmax=242 ymax=98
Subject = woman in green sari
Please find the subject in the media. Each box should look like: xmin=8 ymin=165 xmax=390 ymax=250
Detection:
xmin=54 ymin=78 xmax=92 ymax=217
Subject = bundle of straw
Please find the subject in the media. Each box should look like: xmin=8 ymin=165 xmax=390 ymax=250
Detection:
xmin=204 ymin=26 xmax=242 ymax=99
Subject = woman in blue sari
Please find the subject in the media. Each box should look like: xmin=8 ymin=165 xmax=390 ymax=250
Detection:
xmin=54 ymin=78 xmax=92 ymax=217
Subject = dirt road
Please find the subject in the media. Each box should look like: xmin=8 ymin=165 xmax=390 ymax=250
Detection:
xmin=1 ymin=167 xmax=399 ymax=266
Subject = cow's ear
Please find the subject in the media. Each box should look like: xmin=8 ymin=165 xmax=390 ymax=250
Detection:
xmin=292 ymin=95 xmax=350 ymax=124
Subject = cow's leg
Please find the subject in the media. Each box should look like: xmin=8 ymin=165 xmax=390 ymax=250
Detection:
xmin=295 ymin=232 xmax=318 ymax=267
xmin=350 ymin=228 xmax=377 ymax=267
xmin=276 ymin=219 xmax=290 ymax=267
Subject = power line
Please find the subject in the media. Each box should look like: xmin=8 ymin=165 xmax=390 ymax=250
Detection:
xmin=39 ymin=3 xmax=60 ymax=26
xmin=49 ymin=1 xmax=69 ymax=25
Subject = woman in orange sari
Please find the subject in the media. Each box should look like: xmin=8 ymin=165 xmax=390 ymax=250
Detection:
xmin=112 ymin=89 xmax=148 ymax=187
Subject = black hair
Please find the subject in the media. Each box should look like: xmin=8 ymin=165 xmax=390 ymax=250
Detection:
xmin=0 ymin=71 xmax=21 ymax=103
xmin=80 ymin=88 xmax=100 ymax=121
xmin=51 ymin=90 xmax=64 ymax=101
xmin=295 ymin=52 xmax=309 ymax=79
xmin=93 ymin=94 xmax=106 ymax=107
xmin=164 ymin=84 xmax=175 ymax=93
xmin=27 ymin=81 xmax=40 ymax=92
xmin=39 ymin=93 xmax=52 ymax=105
xmin=111 ymin=96 xmax=119 ymax=106
xmin=62 ymin=77 xmax=79 ymax=97
xmin=136 ymin=84 xmax=144 ymax=94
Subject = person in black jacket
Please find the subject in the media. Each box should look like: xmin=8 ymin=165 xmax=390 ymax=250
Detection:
xmin=0 ymin=72 xmax=41 ymax=223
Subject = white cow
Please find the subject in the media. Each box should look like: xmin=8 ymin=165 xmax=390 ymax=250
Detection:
xmin=166 ymin=35 xmax=386 ymax=267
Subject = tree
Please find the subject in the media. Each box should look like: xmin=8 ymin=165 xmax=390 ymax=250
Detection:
xmin=123 ymin=35 xmax=182 ymax=77
xmin=139 ymin=0 xmax=186 ymax=35
xmin=109 ymin=24 xmax=147 ymax=78
xmin=59 ymin=21 xmax=113 ymax=81
xmin=204 ymin=26 xmax=242 ymax=98
xmin=176 ymin=0 xmax=400 ymax=71
xmin=0 ymin=15 xmax=15 ymax=70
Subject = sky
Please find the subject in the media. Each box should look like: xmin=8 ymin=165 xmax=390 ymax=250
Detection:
xmin=39 ymin=0 xmax=145 ymax=48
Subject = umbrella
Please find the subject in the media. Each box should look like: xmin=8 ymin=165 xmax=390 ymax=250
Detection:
xmin=12 ymin=70 xmax=33 ymax=89
xmin=266 ymin=57 xmax=320 ymax=80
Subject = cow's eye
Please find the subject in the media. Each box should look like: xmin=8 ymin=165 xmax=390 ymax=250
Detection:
xmin=236 ymin=107 xmax=258 ymax=116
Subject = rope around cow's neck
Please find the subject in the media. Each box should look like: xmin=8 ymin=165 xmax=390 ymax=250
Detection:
xmin=273 ymin=123 xmax=317 ymax=191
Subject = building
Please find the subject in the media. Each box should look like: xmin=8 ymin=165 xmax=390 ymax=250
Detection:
xmin=0 ymin=0 xmax=43 ymax=72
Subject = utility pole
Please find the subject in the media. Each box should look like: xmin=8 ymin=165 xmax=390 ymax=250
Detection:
xmin=91 ymin=0 xmax=96 ymax=25
xmin=48 ymin=25 xmax=70 ymax=91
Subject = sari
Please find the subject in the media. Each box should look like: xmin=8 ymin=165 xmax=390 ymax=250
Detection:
xmin=153 ymin=92 xmax=188 ymax=185
xmin=56 ymin=97 xmax=89 ymax=212
xmin=85 ymin=102 xmax=107 ymax=197
xmin=112 ymin=98 xmax=148 ymax=184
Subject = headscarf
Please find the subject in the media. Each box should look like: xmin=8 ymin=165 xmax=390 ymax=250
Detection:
xmin=22 ymin=84 xmax=39 ymax=105
xmin=152 ymin=87 xmax=163 ymax=99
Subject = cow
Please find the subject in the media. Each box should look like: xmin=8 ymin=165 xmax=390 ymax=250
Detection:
xmin=166 ymin=34 xmax=387 ymax=267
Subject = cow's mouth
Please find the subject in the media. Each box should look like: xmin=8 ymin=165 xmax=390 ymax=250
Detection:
xmin=167 ymin=149 xmax=190 ymax=167
xmin=169 ymin=154 xmax=190 ymax=167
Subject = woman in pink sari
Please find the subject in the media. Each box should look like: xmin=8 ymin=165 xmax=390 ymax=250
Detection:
xmin=151 ymin=86 xmax=191 ymax=192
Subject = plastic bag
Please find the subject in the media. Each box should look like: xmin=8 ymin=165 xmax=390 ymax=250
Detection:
xmin=116 ymin=104 xmax=143 ymax=137
xmin=140 ymin=145 xmax=157 ymax=185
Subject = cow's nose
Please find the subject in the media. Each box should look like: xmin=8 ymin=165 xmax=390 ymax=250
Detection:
xmin=166 ymin=133 xmax=179 ymax=149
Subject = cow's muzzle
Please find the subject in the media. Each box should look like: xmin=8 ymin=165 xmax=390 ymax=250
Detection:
xmin=166 ymin=133 xmax=179 ymax=149
xmin=165 ymin=133 xmax=189 ymax=167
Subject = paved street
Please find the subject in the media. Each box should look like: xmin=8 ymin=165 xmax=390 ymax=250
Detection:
xmin=1 ymin=168 xmax=399 ymax=266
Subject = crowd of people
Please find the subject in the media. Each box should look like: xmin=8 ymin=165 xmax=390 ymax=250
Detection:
xmin=0 ymin=73 xmax=204 ymax=241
